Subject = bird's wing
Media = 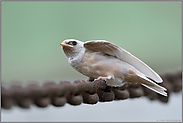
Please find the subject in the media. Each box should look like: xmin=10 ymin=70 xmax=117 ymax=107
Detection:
xmin=84 ymin=40 xmax=162 ymax=83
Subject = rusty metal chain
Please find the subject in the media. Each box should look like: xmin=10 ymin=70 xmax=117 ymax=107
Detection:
xmin=1 ymin=70 xmax=182 ymax=109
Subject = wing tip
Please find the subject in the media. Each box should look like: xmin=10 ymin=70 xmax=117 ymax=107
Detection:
xmin=154 ymin=74 xmax=163 ymax=83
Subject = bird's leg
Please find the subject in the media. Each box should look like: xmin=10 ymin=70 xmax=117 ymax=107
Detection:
xmin=94 ymin=76 xmax=113 ymax=81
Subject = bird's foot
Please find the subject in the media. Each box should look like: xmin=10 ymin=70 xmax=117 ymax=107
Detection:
xmin=94 ymin=76 xmax=113 ymax=81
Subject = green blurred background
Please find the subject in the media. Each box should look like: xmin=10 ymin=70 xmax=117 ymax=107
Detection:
xmin=1 ymin=1 xmax=181 ymax=83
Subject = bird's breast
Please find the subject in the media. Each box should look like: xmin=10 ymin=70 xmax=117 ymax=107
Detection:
xmin=74 ymin=51 xmax=125 ymax=79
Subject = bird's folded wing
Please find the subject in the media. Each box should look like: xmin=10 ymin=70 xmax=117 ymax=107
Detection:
xmin=84 ymin=40 xmax=162 ymax=83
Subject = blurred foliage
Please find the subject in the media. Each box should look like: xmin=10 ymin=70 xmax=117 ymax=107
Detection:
xmin=1 ymin=1 xmax=181 ymax=83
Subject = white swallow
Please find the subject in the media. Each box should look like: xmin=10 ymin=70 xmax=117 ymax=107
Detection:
xmin=60 ymin=39 xmax=167 ymax=96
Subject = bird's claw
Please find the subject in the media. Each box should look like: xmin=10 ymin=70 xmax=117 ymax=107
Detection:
xmin=94 ymin=76 xmax=112 ymax=81
xmin=86 ymin=77 xmax=94 ymax=82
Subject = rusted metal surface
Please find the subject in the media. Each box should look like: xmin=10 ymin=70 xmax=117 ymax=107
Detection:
xmin=1 ymin=70 xmax=182 ymax=109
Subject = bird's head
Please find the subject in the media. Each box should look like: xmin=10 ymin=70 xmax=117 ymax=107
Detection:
xmin=60 ymin=39 xmax=84 ymax=58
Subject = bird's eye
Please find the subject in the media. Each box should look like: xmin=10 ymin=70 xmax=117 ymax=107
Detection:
xmin=72 ymin=41 xmax=77 ymax=45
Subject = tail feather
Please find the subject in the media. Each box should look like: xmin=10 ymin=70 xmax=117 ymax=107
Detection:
xmin=138 ymin=74 xmax=167 ymax=96
xmin=141 ymin=83 xmax=167 ymax=97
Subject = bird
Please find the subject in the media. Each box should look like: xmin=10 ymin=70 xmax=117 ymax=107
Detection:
xmin=60 ymin=39 xmax=167 ymax=96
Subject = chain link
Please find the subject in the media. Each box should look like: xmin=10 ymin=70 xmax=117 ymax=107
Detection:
xmin=1 ymin=70 xmax=182 ymax=109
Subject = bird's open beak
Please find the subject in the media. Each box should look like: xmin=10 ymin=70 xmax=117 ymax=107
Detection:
xmin=60 ymin=43 xmax=73 ymax=48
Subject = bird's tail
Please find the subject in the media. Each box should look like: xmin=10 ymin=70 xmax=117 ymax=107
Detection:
xmin=139 ymin=75 xmax=167 ymax=97
xmin=141 ymin=83 xmax=167 ymax=97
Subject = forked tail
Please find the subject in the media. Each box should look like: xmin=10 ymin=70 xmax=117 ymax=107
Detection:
xmin=131 ymin=69 xmax=167 ymax=96
xmin=141 ymin=83 xmax=167 ymax=96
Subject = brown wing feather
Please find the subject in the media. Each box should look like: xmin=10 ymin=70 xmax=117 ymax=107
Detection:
xmin=84 ymin=40 xmax=163 ymax=83
xmin=84 ymin=40 xmax=120 ymax=56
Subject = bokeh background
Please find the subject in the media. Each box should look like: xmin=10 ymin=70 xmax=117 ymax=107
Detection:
xmin=1 ymin=1 xmax=182 ymax=122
